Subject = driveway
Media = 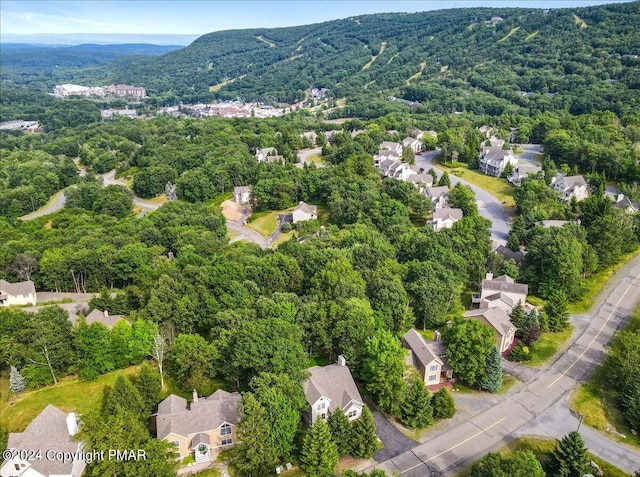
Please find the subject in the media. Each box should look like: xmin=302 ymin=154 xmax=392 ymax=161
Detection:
xmin=372 ymin=409 xmax=418 ymax=462
xmin=514 ymin=144 xmax=543 ymax=168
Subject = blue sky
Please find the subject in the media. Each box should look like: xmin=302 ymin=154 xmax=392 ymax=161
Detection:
xmin=1 ymin=0 xmax=631 ymax=37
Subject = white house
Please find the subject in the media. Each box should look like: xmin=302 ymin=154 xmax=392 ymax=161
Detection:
xmin=402 ymin=137 xmax=423 ymax=153
xmin=0 ymin=280 xmax=36 ymax=307
xmin=507 ymin=165 xmax=542 ymax=186
xmin=479 ymin=147 xmax=518 ymax=177
xmin=426 ymin=186 xmax=450 ymax=209
xmin=373 ymin=149 xmax=400 ymax=165
xmin=303 ymin=356 xmax=364 ymax=425
xmin=431 ymin=207 xmax=463 ymax=231
xmin=255 ymin=147 xmax=278 ymax=162
xmin=233 ymin=186 xmax=252 ymax=205
xmin=379 ymin=159 xmax=413 ymax=181
xmin=550 ymin=174 xmax=589 ymax=202
xmin=379 ymin=141 xmax=403 ymax=156
xmin=292 ymin=202 xmax=318 ymax=223
xmin=407 ymin=173 xmax=434 ymax=194
xmin=1 ymin=405 xmax=86 ymax=477
xmin=472 ymin=273 xmax=528 ymax=314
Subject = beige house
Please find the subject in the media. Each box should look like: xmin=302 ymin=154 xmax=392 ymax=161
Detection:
xmin=380 ymin=141 xmax=403 ymax=156
xmin=402 ymin=329 xmax=451 ymax=388
xmin=472 ymin=273 xmax=528 ymax=314
xmin=479 ymin=147 xmax=518 ymax=177
xmin=0 ymin=279 xmax=36 ymax=307
xmin=255 ymin=147 xmax=278 ymax=162
xmin=464 ymin=307 xmax=517 ymax=353
xmin=156 ymin=390 xmax=241 ymax=463
xmin=303 ymin=356 xmax=364 ymax=426
xmin=1 ymin=405 xmax=85 ymax=477
xmin=402 ymin=137 xmax=423 ymax=153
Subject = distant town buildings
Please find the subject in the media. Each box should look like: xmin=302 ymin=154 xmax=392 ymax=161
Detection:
xmin=54 ymin=83 xmax=146 ymax=98
xmin=0 ymin=120 xmax=41 ymax=132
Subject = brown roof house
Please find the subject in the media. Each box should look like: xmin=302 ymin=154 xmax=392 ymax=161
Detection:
xmin=472 ymin=273 xmax=528 ymax=314
xmin=403 ymin=329 xmax=452 ymax=388
xmin=303 ymin=356 xmax=364 ymax=426
xmin=0 ymin=279 xmax=36 ymax=307
xmin=1 ymin=404 xmax=86 ymax=477
xmin=156 ymin=389 xmax=242 ymax=463
xmin=464 ymin=307 xmax=517 ymax=353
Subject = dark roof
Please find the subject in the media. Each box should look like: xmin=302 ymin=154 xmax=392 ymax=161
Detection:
xmin=304 ymin=364 xmax=363 ymax=414
xmin=403 ymin=329 xmax=443 ymax=369
xmin=156 ymin=390 xmax=241 ymax=440
xmin=464 ymin=307 xmax=516 ymax=337
xmin=495 ymin=245 xmax=526 ymax=265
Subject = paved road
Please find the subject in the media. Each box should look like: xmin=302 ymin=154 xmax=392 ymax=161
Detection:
xmin=18 ymin=190 xmax=68 ymax=220
xmin=514 ymin=144 xmax=543 ymax=168
xmin=226 ymin=211 xmax=269 ymax=249
xmin=296 ymin=147 xmax=325 ymax=168
xmin=415 ymin=151 xmax=512 ymax=247
xmin=370 ymin=254 xmax=640 ymax=476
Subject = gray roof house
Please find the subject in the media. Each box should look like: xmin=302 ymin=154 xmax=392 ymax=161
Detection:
xmin=402 ymin=137 xmax=423 ymax=153
xmin=292 ymin=201 xmax=318 ymax=223
xmin=479 ymin=147 xmax=518 ymax=177
xmin=81 ymin=309 xmax=126 ymax=329
xmin=1 ymin=404 xmax=86 ymax=477
xmin=507 ymin=164 xmax=542 ymax=186
xmin=407 ymin=173 xmax=434 ymax=194
xmin=426 ymin=186 xmax=450 ymax=209
xmin=303 ymin=356 xmax=364 ymax=426
xmin=612 ymin=195 xmax=640 ymax=214
xmin=495 ymin=245 xmax=526 ymax=266
xmin=380 ymin=141 xmax=403 ymax=156
xmin=431 ymin=207 xmax=463 ymax=231
xmin=472 ymin=273 xmax=528 ymax=314
xmin=550 ymin=174 xmax=589 ymax=202
xmin=255 ymin=147 xmax=278 ymax=163
xmin=464 ymin=307 xmax=517 ymax=353
xmin=156 ymin=390 xmax=242 ymax=463
xmin=233 ymin=186 xmax=252 ymax=205
xmin=0 ymin=279 xmax=37 ymax=307
xmin=403 ymin=329 xmax=452 ymax=387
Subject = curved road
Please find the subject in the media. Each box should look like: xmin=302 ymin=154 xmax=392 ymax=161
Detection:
xmin=415 ymin=151 xmax=512 ymax=247
xmin=370 ymin=254 xmax=640 ymax=476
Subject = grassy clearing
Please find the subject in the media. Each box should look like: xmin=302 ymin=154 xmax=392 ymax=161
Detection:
xmin=498 ymin=26 xmax=520 ymax=43
xmin=272 ymin=230 xmax=295 ymax=247
xmin=246 ymin=210 xmax=281 ymax=236
xmin=523 ymin=327 xmax=573 ymax=367
xmin=145 ymin=194 xmax=169 ymax=205
xmin=568 ymin=247 xmax=640 ymax=314
xmin=573 ymin=14 xmax=588 ymax=28
xmin=209 ymin=75 xmax=245 ymax=92
xmin=406 ymin=61 xmax=427 ymax=85
xmin=362 ymin=41 xmax=387 ymax=70
xmin=498 ymin=374 xmax=518 ymax=394
xmin=525 ymin=30 xmax=539 ymax=41
xmin=210 ymin=191 xmax=233 ymax=208
xmin=435 ymin=162 xmax=516 ymax=212
xmin=306 ymin=153 xmax=324 ymax=165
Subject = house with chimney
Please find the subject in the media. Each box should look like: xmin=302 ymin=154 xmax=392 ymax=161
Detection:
xmin=507 ymin=165 xmax=542 ymax=186
xmin=431 ymin=207 xmax=463 ymax=231
xmin=472 ymin=273 xmax=528 ymax=314
xmin=402 ymin=329 xmax=452 ymax=388
xmin=1 ymin=405 xmax=86 ymax=477
xmin=550 ymin=173 xmax=589 ymax=202
xmin=156 ymin=389 xmax=242 ymax=463
xmin=0 ymin=279 xmax=36 ymax=307
xmin=464 ymin=307 xmax=517 ymax=353
xmin=302 ymin=356 xmax=364 ymax=426
xmin=82 ymin=309 xmax=127 ymax=329
xmin=479 ymin=147 xmax=518 ymax=177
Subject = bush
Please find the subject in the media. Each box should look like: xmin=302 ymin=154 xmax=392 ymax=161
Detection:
xmin=508 ymin=343 xmax=531 ymax=362
xmin=431 ymin=388 xmax=456 ymax=419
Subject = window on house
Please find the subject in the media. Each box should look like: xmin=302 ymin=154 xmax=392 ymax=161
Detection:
xmin=320 ymin=413 xmax=327 ymax=420
xmin=220 ymin=424 xmax=232 ymax=436
xmin=428 ymin=375 xmax=437 ymax=382
xmin=429 ymin=365 xmax=438 ymax=372
xmin=221 ymin=438 xmax=233 ymax=446
xmin=171 ymin=441 xmax=180 ymax=447
xmin=316 ymin=402 xmax=326 ymax=411
xmin=15 ymin=464 xmax=21 ymax=471
xmin=347 ymin=410 xmax=358 ymax=418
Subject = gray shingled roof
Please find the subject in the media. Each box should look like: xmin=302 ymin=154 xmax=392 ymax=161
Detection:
xmin=433 ymin=207 xmax=463 ymax=221
xmin=303 ymin=364 xmax=363 ymax=414
xmin=538 ymin=220 xmax=571 ymax=228
xmin=483 ymin=292 xmax=515 ymax=308
xmin=407 ymin=173 xmax=433 ymax=186
xmin=482 ymin=147 xmax=512 ymax=162
xmin=5 ymin=404 xmax=83 ymax=476
xmin=427 ymin=186 xmax=449 ymax=199
xmin=233 ymin=186 xmax=251 ymax=196
xmin=403 ymin=329 xmax=443 ymax=369
xmin=294 ymin=202 xmax=317 ymax=216
xmin=0 ymin=279 xmax=36 ymax=297
xmin=156 ymin=390 xmax=241 ymax=440
xmin=481 ymin=275 xmax=528 ymax=295
xmin=464 ymin=307 xmax=516 ymax=337
xmin=494 ymin=245 xmax=526 ymax=265
xmin=84 ymin=309 xmax=126 ymax=329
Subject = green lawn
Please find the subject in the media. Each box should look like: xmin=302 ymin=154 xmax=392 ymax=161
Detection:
xmin=434 ymin=161 xmax=516 ymax=214
xmin=523 ymin=327 xmax=573 ymax=367
xmin=210 ymin=191 xmax=233 ymax=208
xmin=272 ymin=230 xmax=296 ymax=247
xmin=456 ymin=436 xmax=631 ymax=477
xmin=246 ymin=210 xmax=281 ymax=236
xmin=568 ymin=247 xmax=640 ymax=315
xmin=306 ymin=153 xmax=324 ymax=165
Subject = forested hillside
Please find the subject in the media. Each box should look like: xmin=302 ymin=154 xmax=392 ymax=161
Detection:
xmin=39 ymin=3 xmax=640 ymax=115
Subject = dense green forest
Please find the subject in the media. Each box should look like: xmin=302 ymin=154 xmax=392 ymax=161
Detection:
xmin=5 ymin=3 xmax=636 ymax=116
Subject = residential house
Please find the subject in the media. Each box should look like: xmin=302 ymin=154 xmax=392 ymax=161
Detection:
xmin=478 ymin=125 xmax=494 ymax=138
xmin=373 ymin=149 xmax=400 ymax=166
xmin=411 ymin=128 xmax=425 ymax=140
xmin=101 ymin=108 xmax=138 ymax=119
xmin=402 ymin=329 xmax=452 ymax=388
xmin=322 ymin=130 xmax=343 ymax=142
xmin=426 ymin=186 xmax=450 ymax=209
xmin=407 ymin=173 xmax=434 ymax=194
xmin=483 ymin=136 xmax=506 ymax=149
xmin=494 ymin=245 xmax=526 ymax=266
xmin=402 ymin=137 xmax=423 ymax=153
xmin=351 ymin=129 xmax=366 ymax=138
xmin=292 ymin=202 xmax=318 ymax=223
xmin=300 ymin=131 xmax=318 ymax=145
xmin=479 ymin=147 xmax=518 ymax=177
xmin=550 ymin=174 xmax=589 ymax=202
xmin=255 ymin=147 xmax=278 ymax=162
xmin=81 ymin=309 xmax=126 ymax=329
xmin=0 ymin=120 xmax=41 ymax=132
xmin=1 ymin=405 xmax=86 ymax=477
xmin=379 ymin=159 xmax=413 ymax=181
xmin=464 ymin=307 xmax=517 ymax=353
xmin=233 ymin=186 xmax=252 ymax=205
xmin=380 ymin=141 xmax=403 ymax=156
xmin=472 ymin=273 xmax=528 ymax=314
xmin=104 ymin=84 xmax=146 ymax=97
xmin=303 ymin=356 xmax=364 ymax=425
xmin=507 ymin=165 xmax=542 ymax=186
xmin=0 ymin=280 xmax=36 ymax=306
xmin=612 ymin=194 xmax=640 ymax=214
xmin=156 ymin=390 xmax=242 ymax=463
xmin=431 ymin=207 xmax=463 ymax=231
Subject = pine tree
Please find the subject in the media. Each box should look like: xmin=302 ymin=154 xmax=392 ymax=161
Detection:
xmin=135 ymin=363 xmax=162 ymax=416
xmin=480 ymin=347 xmax=503 ymax=393
xmin=9 ymin=366 xmax=26 ymax=394
xmin=431 ymin=388 xmax=456 ymax=419
xmin=438 ymin=171 xmax=451 ymax=187
xmin=621 ymin=378 xmax=640 ymax=431
xmin=509 ymin=301 xmax=526 ymax=335
xmin=328 ymin=408 xmax=352 ymax=456
xmin=233 ymin=393 xmax=278 ymax=477
xmin=400 ymin=372 xmax=433 ymax=429
xmin=550 ymin=431 xmax=588 ymax=477
xmin=301 ymin=418 xmax=339 ymax=477
xmin=350 ymin=406 xmax=379 ymax=459
xmin=102 ymin=376 xmax=145 ymax=419
xmin=545 ymin=290 xmax=570 ymax=332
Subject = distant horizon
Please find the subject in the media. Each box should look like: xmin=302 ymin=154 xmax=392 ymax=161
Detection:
xmin=1 ymin=0 xmax=635 ymax=46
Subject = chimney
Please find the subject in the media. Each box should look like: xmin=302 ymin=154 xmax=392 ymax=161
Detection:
xmin=104 ymin=310 xmax=109 ymax=317
xmin=434 ymin=330 xmax=442 ymax=341
xmin=192 ymin=389 xmax=198 ymax=404
xmin=66 ymin=413 xmax=79 ymax=436
xmin=486 ymin=272 xmax=493 ymax=281
xmin=337 ymin=355 xmax=346 ymax=367
xmin=446 ymin=320 xmax=453 ymax=329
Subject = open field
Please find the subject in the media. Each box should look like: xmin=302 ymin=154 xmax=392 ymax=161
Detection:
xmin=498 ymin=26 xmax=520 ymax=43
xmin=523 ymin=327 xmax=573 ymax=367
xmin=246 ymin=210 xmax=280 ymax=236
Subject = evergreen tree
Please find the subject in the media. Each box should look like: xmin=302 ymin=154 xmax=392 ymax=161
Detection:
xmin=400 ymin=372 xmax=433 ymax=429
xmin=480 ymin=347 xmax=503 ymax=393
xmin=427 ymin=168 xmax=438 ymax=184
xmin=544 ymin=290 xmax=570 ymax=332
xmin=621 ymin=378 xmax=640 ymax=431
xmin=328 ymin=408 xmax=352 ymax=456
xmin=102 ymin=376 xmax=145 ymax=419
xmin=431 ymin=388 xmax=456 ymax=419
xmin=233 ymin=393 xmax=279 ymax=477
xmin=9 ymin=365 xmax=26 ymax=394
xmin=301 ymin=418 xmax=339 ymax=477
xmin=135 ymin=363 xmax=162 ymax=416
xmin=350 ymin=406 xmax=379 ymax=459
xmin=438 ymin=171 xmax=451 ymax=187
xmin=550 ymin=431 xmax=588 ymax=477
xmin=509 ymin=302 xmax=526 ymax=336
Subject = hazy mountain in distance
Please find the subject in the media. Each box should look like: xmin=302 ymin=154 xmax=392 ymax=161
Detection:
xmin=0 ymin=33 xmax=200 ymax=46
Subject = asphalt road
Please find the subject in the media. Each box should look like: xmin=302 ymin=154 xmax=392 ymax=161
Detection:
xmin=370 ymin=254 xmax=640 ymax=476
xmin=414 ymin=151 xmax=512 ymax=247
